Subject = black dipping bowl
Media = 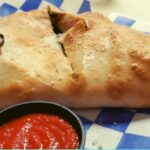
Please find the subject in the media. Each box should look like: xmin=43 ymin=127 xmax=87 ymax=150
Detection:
xmin=0 ymin=101 xmax=85 ymax=149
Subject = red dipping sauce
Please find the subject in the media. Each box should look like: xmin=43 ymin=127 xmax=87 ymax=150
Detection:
xmin=0 ymin=114 xmax=79 ymax=149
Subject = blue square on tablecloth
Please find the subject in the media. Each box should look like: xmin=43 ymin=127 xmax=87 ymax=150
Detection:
xmin=20 ymin=0 xmax=42 ymax=11
xmin=136 ymin=108 xmax=150 ymax=115
xmin=78 ymin=0 xmax=91 ymax=13
xmin=95 ymin=108 xmax=135 ymax=132
xmin=45 ymin=0 xmax=63 ymax=7
xmin=79 ymin=116 xmax=93 ymax=132
xmin=0 ymin=3 xmax=18 ymax=17
xmin=114 ymin=16 xmax=135 ymax=27
xmin=117 ymin=133 xmax=150 ymax=149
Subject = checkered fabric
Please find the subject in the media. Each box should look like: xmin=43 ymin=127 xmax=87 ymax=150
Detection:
xmin=0 ymin=1 xmax=150 ymax=149
xmin=0 ymin=0 xmax=91 ymax=16
xmin=75 ymin=108 xmax=150 ymax=149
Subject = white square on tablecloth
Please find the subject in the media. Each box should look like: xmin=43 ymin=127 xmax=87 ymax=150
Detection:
xmin=85 ymin=123 xmax=123 ymax=149
xmin=60 ymin=0 xmax=83 ymax=13
xmin=38 ymin=1 xmax=51 ymax=9
xmin=131 ymin=20 xmax=150 ymax=33
xmin=75 ymin=108 xmax=101 ymax=121
xmin=126 ymin=113 xmax=150 ymax=137
xmin=0 ymin=0 xmax=25 ymax=8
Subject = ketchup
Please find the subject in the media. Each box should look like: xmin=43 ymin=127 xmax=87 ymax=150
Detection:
xmin=0 ymin=114 xmax=79 ymax=149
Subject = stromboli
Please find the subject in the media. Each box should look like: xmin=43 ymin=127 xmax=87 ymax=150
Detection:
xmin=0 ymin=6 xmax=150 ymax=108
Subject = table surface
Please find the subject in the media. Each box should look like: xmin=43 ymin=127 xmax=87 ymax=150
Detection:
xmin=90 ymin=0 xmax=150 ymax=21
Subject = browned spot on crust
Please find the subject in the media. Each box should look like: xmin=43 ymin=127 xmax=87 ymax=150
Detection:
xmin=71 ymin=73 xmax=81 ymax=80
xmin=0 ymin=78 xmax=64 ymax=108
xmin=130 ymin=50 xmax=137 ymax=57
xmin=63 ymin=20 xmax=87 ymax=44
xmin=6 ymin=83 xmax=24 ymax=94
xmin=107 ymin=79 xmax=128 ymax=100
xmin=112 ymin=64 xmax=122 ymax=74
xmin=64 ymin=32 xmax=74 ymax=44
xmin=0 ymin=82 xmax=26 ymax=106
xmin=129 ymin=49 xmax=150 ymax=65
xmin=67 ymin=72 xmax=87 ymax=96
xmin=131 ymin=63 xmax=148 ymax=81
xmin=2 ymin=79 xmax=38 ymax=99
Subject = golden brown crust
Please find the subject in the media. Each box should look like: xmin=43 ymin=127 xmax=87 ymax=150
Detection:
xmin=49 ymin=8 xmax=150 ymax=108
xmin=0 ymin=7 xmax=150 ymax=108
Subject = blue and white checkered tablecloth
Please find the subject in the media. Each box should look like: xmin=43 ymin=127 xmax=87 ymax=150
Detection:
xmin=0 ymin=0 xmax=91 ymax=16
xmin=0 ymin=0 xmax=150 ymax=149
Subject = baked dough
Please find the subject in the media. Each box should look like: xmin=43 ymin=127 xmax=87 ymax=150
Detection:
xmin=0 ymin=9 xmax=74 ymax=108
xmin=0 ymin=7 xmax=150 ymax=108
